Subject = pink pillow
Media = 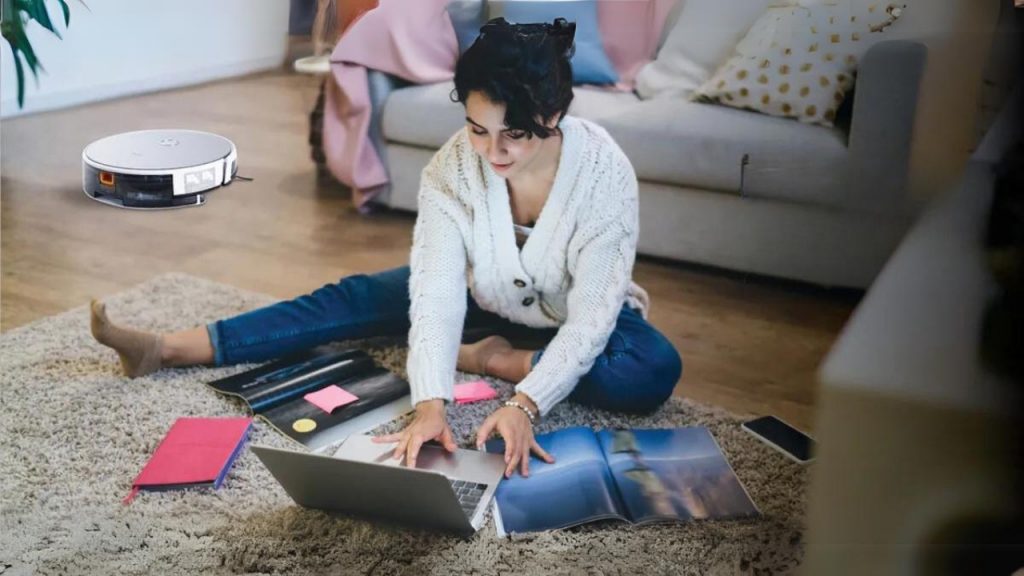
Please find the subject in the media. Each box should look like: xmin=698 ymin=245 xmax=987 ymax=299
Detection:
xmin=597 ymin=0 xmax=680 ymax=92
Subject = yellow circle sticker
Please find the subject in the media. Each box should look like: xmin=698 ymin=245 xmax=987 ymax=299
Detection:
xmin=292 ymin=418 xmax=317 ymax=433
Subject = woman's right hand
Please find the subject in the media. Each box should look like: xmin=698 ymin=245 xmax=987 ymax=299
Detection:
xmin=371 ymin=399 xmax=457 ymax=468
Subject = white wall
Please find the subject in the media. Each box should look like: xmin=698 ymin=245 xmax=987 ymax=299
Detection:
xmin=1 ymin=0 xmax=291 ymax=118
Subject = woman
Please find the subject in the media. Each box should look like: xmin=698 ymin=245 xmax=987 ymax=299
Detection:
xmin=90 ymin=17 xmax=682 ymax=479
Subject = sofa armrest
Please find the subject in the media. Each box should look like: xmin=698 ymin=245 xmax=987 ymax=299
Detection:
xmin=846 ymin=40 xmax=927 ymax=215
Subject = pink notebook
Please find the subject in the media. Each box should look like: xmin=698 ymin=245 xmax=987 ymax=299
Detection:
xmin=124 ymin=417 xmax=253 ymax=504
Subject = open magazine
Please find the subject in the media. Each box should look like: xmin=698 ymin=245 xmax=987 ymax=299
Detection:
xmin=485 ymin=426 xmax=759 ymax=535
xmin=207 ymin=347 xmax=411 ymax=452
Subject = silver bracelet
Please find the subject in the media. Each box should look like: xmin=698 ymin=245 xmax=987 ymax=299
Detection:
xmin=502 ymin=400 xmax=537 ymax=424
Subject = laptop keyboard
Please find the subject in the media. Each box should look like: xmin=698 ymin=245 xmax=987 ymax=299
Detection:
xmin=449 ymin=479 xmax=487 ymax=519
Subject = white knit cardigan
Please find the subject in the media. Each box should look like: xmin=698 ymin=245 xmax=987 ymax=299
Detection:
xmin=407 ymin=115 xmax=650 ymax=415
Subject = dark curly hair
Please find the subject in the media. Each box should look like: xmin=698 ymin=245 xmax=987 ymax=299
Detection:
xmin=451 ymin=17 xmax=576 ymax=139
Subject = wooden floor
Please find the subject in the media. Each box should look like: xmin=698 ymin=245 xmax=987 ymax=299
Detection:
xmin=0 ymin=66 xmax=860 ymax=432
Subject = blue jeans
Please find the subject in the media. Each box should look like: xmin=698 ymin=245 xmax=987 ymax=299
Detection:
xmin=207 ymin=266 xmax=682 ymax=414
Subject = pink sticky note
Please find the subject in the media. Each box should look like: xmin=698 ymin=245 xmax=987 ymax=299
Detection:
xmin=454 ymin=380 xmax=498 ymax=404
xmin=304 ymin=385 xmax=359 ymax=413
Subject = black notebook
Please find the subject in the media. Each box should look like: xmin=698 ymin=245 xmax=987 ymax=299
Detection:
xmin=207 ymin=347 xmax=411 ymax=451
xmin=486 ymin=426 xmax=759 ymax=535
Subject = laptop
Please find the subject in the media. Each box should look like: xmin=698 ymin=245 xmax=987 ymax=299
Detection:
xmin=251 ymin=434 xmax=506 ymax=536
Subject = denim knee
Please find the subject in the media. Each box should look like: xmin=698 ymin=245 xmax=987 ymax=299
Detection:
xmin=652 ymin=337 xmax=684 ymax=405
xmin=570 ymin=331 xmax=683 ymax=414
xmin=618 ymin=334 xmax=682 ymax=413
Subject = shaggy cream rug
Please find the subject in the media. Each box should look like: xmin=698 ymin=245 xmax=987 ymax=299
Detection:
xmin=0 ymin=273 xmax=808 ymax=575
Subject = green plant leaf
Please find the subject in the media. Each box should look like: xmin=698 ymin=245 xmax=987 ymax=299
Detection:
xmin=17 ymin=0 xmax=58 ymax=38
xmin=56 ymin=0 xmax=69 ymax=26
xmin=13 ymin=48 xmax=26 ymax=107
xmin=11 ymin=22 xmax=44 ymax=77
xmin=3 ymin=0 xmax=83 ymax=107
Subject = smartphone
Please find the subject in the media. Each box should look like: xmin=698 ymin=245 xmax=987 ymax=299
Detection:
xmin=741 ymin=415 xmax=815 ymax=463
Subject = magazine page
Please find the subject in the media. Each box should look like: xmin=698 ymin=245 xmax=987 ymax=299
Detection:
xmin=486 ymin=426 xmax=628 ymax=535
xmin=597 ymin=428 xmax=760 ymax=525
xmin=206 ymin=346 xmax=411 ymax=450
xmin=206 ymin=347 xmax=375 ymax=412
xmin=261 ymin=367 xmax=409 ymax=450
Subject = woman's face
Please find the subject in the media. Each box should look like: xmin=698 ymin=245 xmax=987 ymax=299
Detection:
xmin=465 ymin=91 xmax=558 ymax=180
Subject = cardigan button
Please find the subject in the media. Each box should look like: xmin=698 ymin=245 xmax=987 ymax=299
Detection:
xmin=514 ymin=279 xmax=527 ymax=288
xmin=522 ymin=297 xmax=535 ymax=306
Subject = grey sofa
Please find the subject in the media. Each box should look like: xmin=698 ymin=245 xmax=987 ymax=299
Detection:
xmin=363 ymin=40 xmax=927 ymax=289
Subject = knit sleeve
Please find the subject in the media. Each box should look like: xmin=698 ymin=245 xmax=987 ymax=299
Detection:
xmin=406 ymin=182 xmax=469 ymax=407
xmin=515 ymin=163 xmax=639 ymax=415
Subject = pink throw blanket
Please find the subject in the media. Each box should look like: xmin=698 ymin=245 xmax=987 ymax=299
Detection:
xmin=324 ymin=0 xmax=459 ymax=211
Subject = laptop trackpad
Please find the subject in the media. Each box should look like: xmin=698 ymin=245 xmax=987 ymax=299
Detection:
xmin=334 ymin=434 xmax=502 ymax=483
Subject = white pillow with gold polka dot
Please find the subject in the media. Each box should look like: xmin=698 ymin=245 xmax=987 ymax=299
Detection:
xmin=691 ymin=0 xmax=905 ymax=127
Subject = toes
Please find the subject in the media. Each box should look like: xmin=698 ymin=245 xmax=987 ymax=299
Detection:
xmin=90 ymin=300 xmax=108 ymax=323
xmin=89 ymin=302 xmax=106 ymax=339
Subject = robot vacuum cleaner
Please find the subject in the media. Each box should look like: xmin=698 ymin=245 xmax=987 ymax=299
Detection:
xmin=82 ymin=129 xmax=238 ymax=209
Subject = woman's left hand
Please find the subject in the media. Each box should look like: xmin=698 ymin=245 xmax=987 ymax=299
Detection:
xmin=475 ymin=396 xmax=555 ymax=478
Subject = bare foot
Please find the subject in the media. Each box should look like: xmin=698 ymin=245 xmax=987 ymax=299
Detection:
xmin=90 ymin=299 xmax=163 ymax=378
xmin=457 ymin=335 xmax=513 ymax=376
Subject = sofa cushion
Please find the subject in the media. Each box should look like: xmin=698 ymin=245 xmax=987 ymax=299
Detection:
xmin=597 ymin=97 xmax=852 ymax=207
xmin=567 ymin=86 xmax=644 ymax=120
xmin=447 ymin=0 xmax=487 ymax=54
xmin=382 ymin=81 xmax=465 ymax=149
xmin=596 ymin=0 xmax=680 ymax=91
xmin=382 ymin=80 xmax=853 ymax=208
xmin=693 ymin=1 xmax=905 ymax=127
xmin=382 ymin=81 xmax=640 ymax=148
xmin=635 ymin=0 xmax=775 ymax=100
xmin=489 ymin=1 xmax=619 ymax=85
